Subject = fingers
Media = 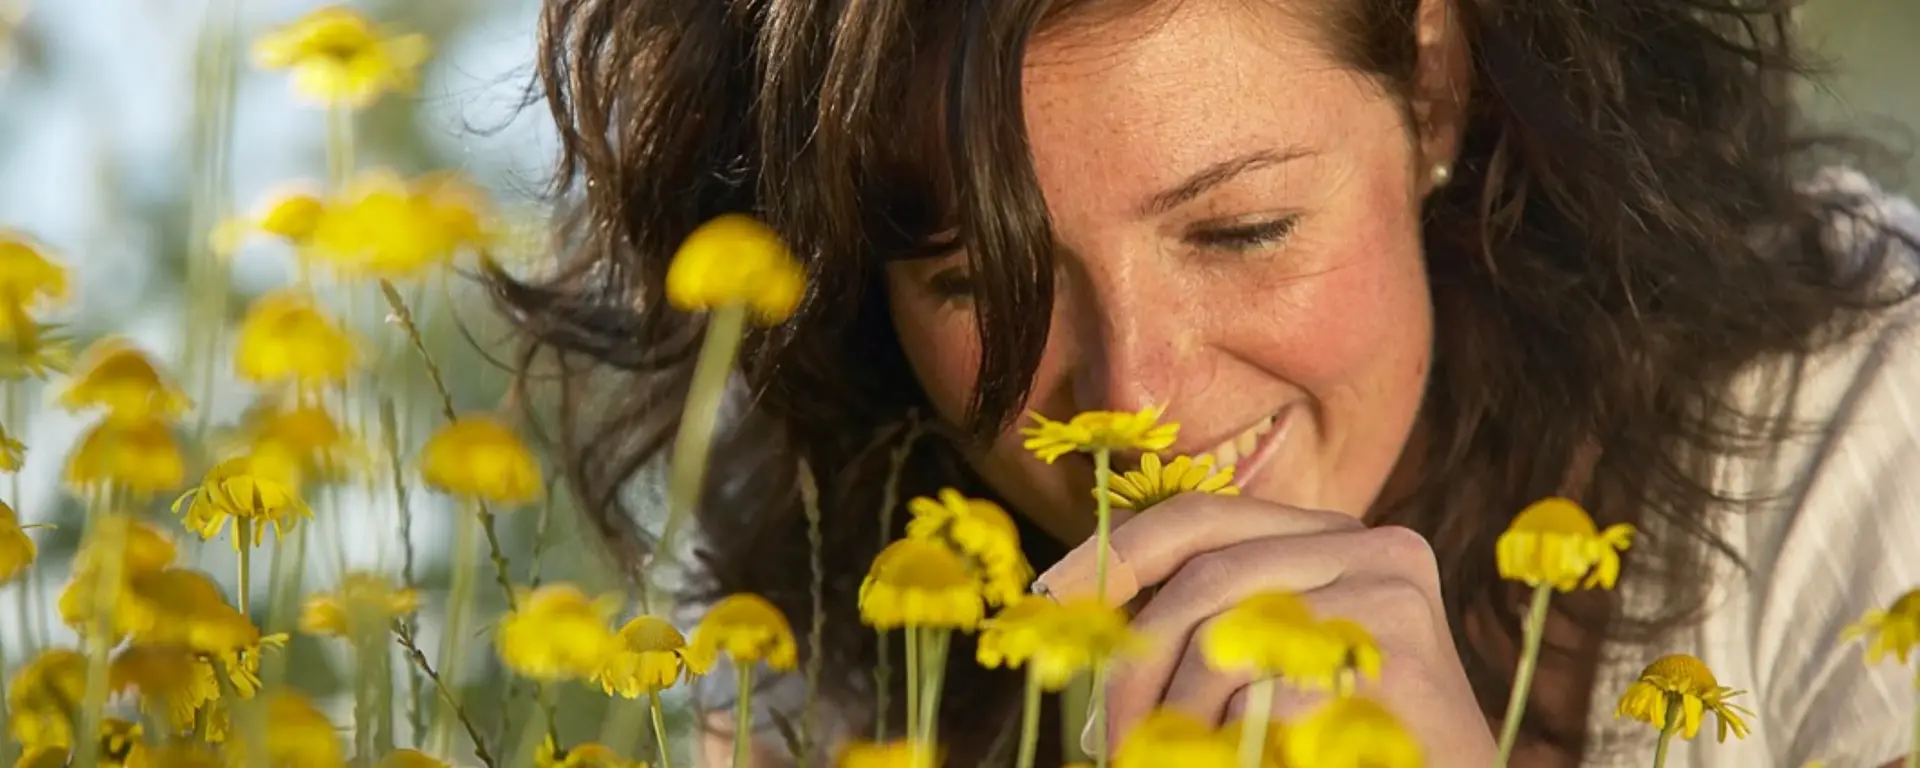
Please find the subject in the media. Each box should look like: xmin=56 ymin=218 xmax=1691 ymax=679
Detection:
xmin=1032 ymin=494 xmax=1360 ymax=606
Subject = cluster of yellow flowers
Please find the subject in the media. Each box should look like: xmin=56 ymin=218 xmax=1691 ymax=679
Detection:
xmin=8 ymin=4 xmax=1920 ymax=768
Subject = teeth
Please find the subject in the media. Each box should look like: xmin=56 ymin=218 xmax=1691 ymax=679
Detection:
xmin=1206 ymin=414 xmax=1277 ymax=470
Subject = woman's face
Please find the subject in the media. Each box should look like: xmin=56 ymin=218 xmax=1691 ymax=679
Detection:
xmin=886 ymin=0 xmax=1452 ymax=542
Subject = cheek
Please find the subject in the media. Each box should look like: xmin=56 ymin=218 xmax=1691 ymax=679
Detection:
xmin=886 ymin=283 xmax=984 ymax=424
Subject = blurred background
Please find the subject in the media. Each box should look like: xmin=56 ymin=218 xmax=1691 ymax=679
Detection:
xmin=0 ymin=0 xmax=1914 ymax=762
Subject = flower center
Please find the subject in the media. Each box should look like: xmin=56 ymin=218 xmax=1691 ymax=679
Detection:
xmin=1640 ymin=653 xmax=1718 ymax=694
xmin=1510 ymin=497 xmax=1600 ymax=536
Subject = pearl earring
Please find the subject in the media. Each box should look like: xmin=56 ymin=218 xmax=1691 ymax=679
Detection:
xmin=1430 ymin=163 xmax=1453 ymax=187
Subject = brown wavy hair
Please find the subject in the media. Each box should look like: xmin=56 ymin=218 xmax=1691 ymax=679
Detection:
xmin=492 ymin=0 xmax=1918 ymax=762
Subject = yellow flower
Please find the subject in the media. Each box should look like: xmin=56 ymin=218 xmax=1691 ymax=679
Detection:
xmin=65 ymin=415 xmax=187 ymax=498
xmin=858 ymin=537 xmax=986 ymax=631
xmin=233 ymin=290 xmax=358 ymax=390
xmin=1495 ymin=497 xmax=1635 ymax=592
xmin=1 ymin=418 xmax=22 ymax=471
xmin=376 ymin=751 xmax=450 ymax=768
xmin=0 ymin=500 xmax=42 ymax=585
xmin=595 ymin=615 xmax=700 ymax=698
xmin=1281 ymin=696 xmax=1424 ymax=768
xmin=834 ymin=739 xmax=938 ymax=768
xmin=0 ymin=229 xmax=67 ymax=311
xmin=1102 ymin=453 xmax=1238 ymax=510
xmin=16 ymin=719 xmax=152 ymax=768
xmin=232 ymin=398 xmax=358 ymax=487
xmin=300 ymin=571 xmax=421 ymax=638
xmin=252 ymin=5 xmax=429 ymax=108
xmin=1614 ymin=653 xmax=1754 ymax=742
xmin=214 ymin=188 xmax=328 ymax=255
xmin=663 ymin=213 xmax=806 ymax=323
xmin=1215 ymin=718 xmax=1286 ymax=768
xmin=536 ymin=738 xmax=644 ymax=768
xmin=58 ymin=338 xmax=192 ymax=421
xmin=1842 ymin=588 xmax=1920 ymax=665
xmin=1200 ymin=591 xmax=1378 ymax=692
xmin=904 ymin=488 xmax=1033 ymax=607
xmin=171 ymin=456 xmax=314 ymax=551
xmin=496 ymin=584 xmax=622 ymax=681
xmin=977 ymin=596 xmax=1143 ymax=690
xmin=6 ymin=648 xmax=87 ymax=750
xmin=306 ymin=170 xmax=490 ymax=279
xmin=1112 ymin=709 xmax=1237 ymax=768
xmin=0 ymin=314 xmax=72 ymax=381
xmin=1020 ymin=407 xmax=1180 ymax=464
xmin=110 ymin=645 xmax=221 ymax=736
xmin=72 ymin=514 xmax=180 ymax=575
xmin=687 ymin=593 xmax=797 ymax=673
xmin=226 ymin=690 xmax=345 ymax=768
xmin=419 ymin=414 xmax=543 ymax=505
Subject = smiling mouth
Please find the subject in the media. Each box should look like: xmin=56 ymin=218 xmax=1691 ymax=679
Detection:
xmin=1201 ymin=405 xmax=1298 ymax=486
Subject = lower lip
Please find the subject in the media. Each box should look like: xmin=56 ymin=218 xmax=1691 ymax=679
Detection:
xmin=1232 ymin=405 xmax=1300 ymax=488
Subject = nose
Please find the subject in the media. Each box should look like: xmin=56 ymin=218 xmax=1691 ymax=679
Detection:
xmin=1059 ymin=252 xmax=1194 ymax=416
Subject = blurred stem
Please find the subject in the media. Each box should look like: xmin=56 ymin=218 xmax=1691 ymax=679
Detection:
xmin=354 ymin=631 xmax=377 ymax=761
xmin=477 ymin=505 xmax=519 ymax=611
xmin=327 ymin=104 xmax=356 ymax=192
xmin=1015 ymin=671 xmax=1042 ymax=768
xmin=655 ymin=303 xmax=749 ymax=604
xmin=376 ymin=631 xmax=398 ymax=756
xmin=649 ymin=692 xmax=674 ymax=768
xmin=75 ymin=486 xmax=129 ymax=768
xmin=183 ymin=0 xmax=237 ymax=445
xmin=380 ymin=398 xmax=427 ymax=745
xmin=1235 ymin=677 xmax=1274 ymax=768
xmin=1496 ymin=585 xmax=1554 ymax=767
xmin=872 ymin=417 xmax=921 ymax=742
xmin=1091 ymin=448 xmax=1113 ymax=768
xmin=916 ymin=630 xmax=950 ymax=759
xmin=260 ymin=523 xmax=309 ymax=688
xmin=430 ymin=506 xmax=480 ymax=757
xmin=904 ymin=628 xmax=921 ymax=743
xmin=5 ymin=381 xmax=42 ymax=652
xmin=0 ymin=627 xmax=10 ymax=768
xmin=797 ymin=458 xmax=822 ymax=767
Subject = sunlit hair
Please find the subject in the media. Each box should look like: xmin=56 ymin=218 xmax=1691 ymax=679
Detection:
xmin=492 ymin=0 xmax=1918 ymax=760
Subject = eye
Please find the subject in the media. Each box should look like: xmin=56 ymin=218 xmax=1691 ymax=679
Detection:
xmin=1187 ymin=216 xmax=1299 ymax=253
xmin=925 ymin=267 xmax=977 ymax=302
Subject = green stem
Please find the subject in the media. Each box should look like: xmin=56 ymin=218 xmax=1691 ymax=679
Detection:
xmin=327 ymin=103 xmax=355 ymax=192
xmin=917 ymin=630 xmax=950 ymax=752
xmin=1236 ymin=677 xmax=1274 ymax=768
xmin=75 ymin=487 xmax=129 ymax=768
xmin=430 ymin=507 xmax=481 ymax=756
xmin=733 ymin=666 xmax=754 ymax=768
xmin=1015 ymin=669 xmax=1043 ymax=768
xmin=656 ymin=303 xmax=749 ymax=579
xmin=236 ymin=519 xmax=253 ymax=615
xmin=1091 ymin=666 xmax=1110 ymax=768
xmin=798 ymin=459 xmax=823 ymax=768
xmin=871 ymin=418 xmax=921 ymax=742
xmin=1093 ymin=448 xmax=1112 ymax=605
xmin=354 ymin=633 xmax=377 ymax=761
xmin=380 ymin=398 xmax=426 ymax=745
xmin=649 ymin=691 xmax=674 ymax=768
xmin=905 ymin=628 xmax=922 ymax=741
xmin=0 ymin=625 xmax=10 ymax=768
xmin=1495 ymin=585 xmax=1554 ymax=766
xmin=1650 ymin=699 xmax=1680 ymax=768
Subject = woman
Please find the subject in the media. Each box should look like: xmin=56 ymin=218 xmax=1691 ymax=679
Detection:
xmin=497 ymin=0 xmax=1920 ymax=765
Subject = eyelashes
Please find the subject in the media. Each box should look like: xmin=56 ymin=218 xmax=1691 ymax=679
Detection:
xmin=919 ymin=215 xmax=1301 ymax=302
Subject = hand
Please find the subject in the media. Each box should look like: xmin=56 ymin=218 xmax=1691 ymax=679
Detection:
xmin=1031 ymin=493 xmax=1497 ymax=765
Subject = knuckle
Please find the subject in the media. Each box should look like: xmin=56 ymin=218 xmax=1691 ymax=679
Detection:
xmin=1178 ymin=551 xmax=1242 ymax=596
xmin=1368 ymin=524 xmax=1440 ymax=579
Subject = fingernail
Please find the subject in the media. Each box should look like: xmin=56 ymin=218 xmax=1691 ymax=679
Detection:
xmin=1032 ymin=538 xmax=1140 ymax=609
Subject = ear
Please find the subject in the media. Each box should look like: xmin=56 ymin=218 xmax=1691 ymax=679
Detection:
xmin=1411 ymin=0 xmax=1469 ymax=194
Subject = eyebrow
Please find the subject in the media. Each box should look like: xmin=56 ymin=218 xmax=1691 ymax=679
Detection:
xmin=1136 ymin=147 xmax=1316 ymax=217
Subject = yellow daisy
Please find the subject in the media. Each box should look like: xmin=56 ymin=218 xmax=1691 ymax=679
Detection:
xmin=213 ymin=187 xmax=327 ymax=256
xmin=536 ymin=737 xmax=645 ymax=768
xmin=233 ymin=290 xmax=359 ymax=391
xmin=419 ymin=414 xmax=543 ymax=506
xmin=1112 ymin=709 xmax=1238 ymax=768
xmin=6 ymin=647 xmax=88 ymax=750
xmin=64 ymin=415 xmax=187 ymax=498
xmin=58 ymin=337 xmax=192 ymax=421
xmin=300 ymin=571 xmax=421 ymax=638
xmin=858 ymin=537 xmax=986 ymax=631
xmin=1495 ymin=497 xmax=1635 ymax=591
xmin=904 ymin=488 xmax=1033 ymax=607
xmin=0 ymin=418 xmax=23 ymax=471
xmin=834 ymin=739 xmax=939 ymax=768
xmin=232 ymin=398 xmax=358 ymax=487
xmin=0 ymin=229 xmax=68 ymax=312
xmin=663 ymin=213 xmax=806 ymax=324
xmin=496 ymin=584 xmax=622 ymax=681
xmin=109 ymin=644 xmax=221 ymax=736
xmin=251 ymin=4 xmax=430 ymax=108
xmin=1842 ymin=588 xmax=1920 ymax=665
xmin=1020 ymin=407 xmax=1179 ymax=464
xmin=16 ymin=719 xmax=152 ymax=768
xmin=595 ymin=615 xmax=700 ymax=698
xmin=226 ymin=690 xmax=345 ymax=768
xmin=0 ymin=312 xmax=72 ymax=381
xmin=171 ymin=456 xmax=314 ymax=551
xmin=306 ymin=169 xmax=491 ymax=279
xmin=976 ymin=596 xmax=1142 ymax=690
xmin=686 ymin=593 xmax=797 ymax=673
xmin=1101 ymin=453 xmax=1238 ymax=510
xmin=1200 ymin=591 xmax=1371 ymax=692
xmin=1281 ymin=696 xmax=1424 ymax=768
xmin=1614 ymin=653 xmax=1754 ymax=742
xmin=0 ymin=499 xmax=45 ymax=586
